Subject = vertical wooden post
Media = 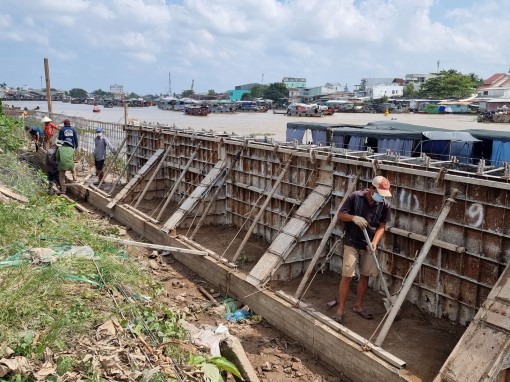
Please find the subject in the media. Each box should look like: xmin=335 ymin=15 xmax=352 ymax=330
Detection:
xmin=133 ymin=143 xmax=173 ymax=209
xmin=231 ymin=156 xmax=292 ymax=263
xmin=155 ymin=146 xmax=200 ymax=221
xmin=43 ymin=58 xmax=53 ymax=113
xmin=109 ymin=133 xmax=146 ymax=194
xmin=294 ymin=175 xmax=359 ymax=300
xmin=124 ymin=101 xmax=128 ymax=131
xmin=375 ymin=188 xmax=458 ymax=347
xmin=190 ymin=150 xmax=242 ymax=240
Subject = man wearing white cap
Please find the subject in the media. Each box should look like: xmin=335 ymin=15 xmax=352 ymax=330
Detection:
xmin=333 ymin=176 xmax=392 ymax=324
xmin=93 ymin=127 xmax=116 ymax=185
xmin=42 ymin=116 xmax=59 ymax=149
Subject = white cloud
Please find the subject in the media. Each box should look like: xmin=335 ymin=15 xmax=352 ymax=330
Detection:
xmin=2 ymin=0 xmax=510 ymax=94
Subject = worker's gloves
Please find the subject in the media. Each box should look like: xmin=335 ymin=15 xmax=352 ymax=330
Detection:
xmin=352 ymin=216 xmax=368 ymax=229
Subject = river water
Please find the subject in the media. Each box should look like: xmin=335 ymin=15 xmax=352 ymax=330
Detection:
xmin=6 ymin=100 xmax=509 ymax=142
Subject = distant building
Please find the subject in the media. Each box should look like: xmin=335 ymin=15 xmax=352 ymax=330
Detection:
xmin=228 ymin=83 xmax=261 ymax=101
xmin=282 ymin=77 xmax=306 ymax=89
xmin=110 ymin=84 xmax=124 ymax=99
xmin=354 ymin=78 xmax=404 ymax=99
xmin=404 ymin=73 xmax=436 ymax=91
xmin=477 ymin=73 xmax=510 ymax=99
xmin=476 ymin=73 xmax=510 ymax=111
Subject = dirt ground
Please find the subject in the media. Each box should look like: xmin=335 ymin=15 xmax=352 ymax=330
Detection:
xmin=76 ymin=197 xmax=349 ymax=382
xmin=79 ymin=188 xmax=466 ymax=382
xmin=185 ymin=224 xmax=466 ymax=382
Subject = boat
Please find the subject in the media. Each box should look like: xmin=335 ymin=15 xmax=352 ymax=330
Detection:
xmin=93 ymin=104 xmax=100 ymax=113
xmin=184 ymin=105 xmax=210 ymax=116
xmin=286 ymin=103 xmax=325 ymax=117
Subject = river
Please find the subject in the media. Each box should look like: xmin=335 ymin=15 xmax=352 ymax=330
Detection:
xmin=6 ymin=100 xmax=509 ymax=142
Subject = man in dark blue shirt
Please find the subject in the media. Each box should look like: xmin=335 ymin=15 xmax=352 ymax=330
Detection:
xmin=58 ymin=119 xmax=79 ymax=149
xmin=333 ymin=176 xmax=392 ymax=324
xmin=25 ymin=125 xmax=44 ymax=151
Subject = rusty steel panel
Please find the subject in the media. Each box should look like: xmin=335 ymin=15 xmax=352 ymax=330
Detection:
xmin=459 ymin=279 xmax=477 ymax=306
xmin=479 ymin=259 xmax=500 ymax=286
xmin=421 ymin=265 xmax=438 ymax=290
xmin=462 ymin=254 xmax=480 ymax=281
xmin=440 ymin=272 xmax=461 ymax=300
xmin=482 ymin=233 xmax=503 ymax=262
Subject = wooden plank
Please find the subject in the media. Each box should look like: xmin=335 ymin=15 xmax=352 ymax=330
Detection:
xmin=275 ymin=290 xmax=407 ymax=369
xmin=161 ymin=159 xmax=227 ymax=233
xmin=387 ymin=227 xmax=465 ymax=253
xmin=155 ymin=146 xmax=201 ymax=221
xmin=60 ymin=194 xmax=91 ymax=214
xmin=96 ymin=235 xmax=207 ymax=256
xmin=134 ymin=143 xmax=173 ymax=209
xmin=123 ymin=204 xmax=159 ymax=225
xmin=245 ymin=183 xmax=332 ymax=286
xmin=0 ymin=185 xmax=28 ymax=203
xmin=107 ymin=148 xmax=164 ymax=209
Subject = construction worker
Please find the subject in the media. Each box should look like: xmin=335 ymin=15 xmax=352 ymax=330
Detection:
xmin=56 ymin=140 xmax=76 ymax=193
xmin=333 ymin=176 xmax=392 ymax=324
xmin=25 ymin=125 xmax=44 ymax=151
xmin=42 ymin=116 xmax=59 ymax=148
xmin=93 ymin=127 xmax=116 ymax=185
xmin=58 ymin=119 xmax=79 ymax=149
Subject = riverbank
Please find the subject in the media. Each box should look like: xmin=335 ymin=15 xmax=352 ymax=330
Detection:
xmin=7 ymin=101 xmax=510 ymax=142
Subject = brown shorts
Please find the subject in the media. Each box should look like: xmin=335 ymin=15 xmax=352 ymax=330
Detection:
xmin=342 ymin=245 xmax=378 ymax=278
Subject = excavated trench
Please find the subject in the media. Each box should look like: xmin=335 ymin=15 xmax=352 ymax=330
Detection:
xmin=33 ymin=119 xmax=510 ymax=382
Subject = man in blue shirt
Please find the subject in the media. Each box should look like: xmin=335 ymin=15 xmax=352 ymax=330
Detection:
xmin=58 ymin=119 xmax=79 ymax=149
xmin=93 ymin=127 xmax=116 ymax=185
xmin=25 ymin=125 xmax=44 ymax=151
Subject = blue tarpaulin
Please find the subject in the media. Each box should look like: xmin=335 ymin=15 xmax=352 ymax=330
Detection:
xmin=491 ymin=140 xmax=510 ymax=166
xmin=377 ymin=138 xmax=414 ymax=156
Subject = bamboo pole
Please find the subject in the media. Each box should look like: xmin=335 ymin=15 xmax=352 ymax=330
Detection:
xmin=231 ymin=157 xmax=292 ymax=263
xmin=43 ymin=58 xmax=53 ymax=113
xmin=155 ymin=146 xmax=200 ymax=221
xmin=293 ymin=175 xmax=359 ymax=300
xmin=189 ymin=150 xmax=242 ymax=240
xmin=96 ymin=235 xmax=207 ymax=256
xmin=109 ymin=133 xmax=146 ymax=194
xmin=374 ymin=188 xmax=458 ymax=347
xmin=98 ymin=135 xmax=128 ymax=188
xmin=133 ymin=143 xmax=173 ymax=209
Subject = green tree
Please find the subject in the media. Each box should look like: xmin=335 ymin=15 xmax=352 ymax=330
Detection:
xmin=241 ymin=92 xmax=252 ymax=101
xmin=208 ymin=89 xmax=216 ymax=96
xmin=181 ymin=89 xmax=194 ymax=98
xmin=418 ymin=70 xmax=478 ymax=99
xmin=69 ymin=88 xmax=88 ymax=98
xmin=92 ymin=89 xmax=113 ymax=97
xmin=127 ymin=92 xmax=140 ymax=99
xmin=248 ymin=84 xmax=267 ymax=99
xmin=403 ymin=83 xmax=415 ymax=97
xmin=263 ymin=82 xmax=289 ymax=103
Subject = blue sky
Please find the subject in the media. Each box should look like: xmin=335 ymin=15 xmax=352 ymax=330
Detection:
xmin=1 ymin=0 xmax=509 ymax=95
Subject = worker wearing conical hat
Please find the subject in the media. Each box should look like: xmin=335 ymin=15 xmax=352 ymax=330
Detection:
xmin=42 ymin=116 xmax=59 ymax=148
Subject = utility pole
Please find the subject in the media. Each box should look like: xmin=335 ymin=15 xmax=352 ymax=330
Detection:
xmin=43 ymin=58 xmax=53 ymax=113
xmin=437 ymin=60 xmax=440 ymax=73
xmin=168 ymin=72 xmax=172 ymax=96
xmin=190 ymin=79 xmax=194 ymax=93
xmin=262 ymin=73 xmax=264 ymax=85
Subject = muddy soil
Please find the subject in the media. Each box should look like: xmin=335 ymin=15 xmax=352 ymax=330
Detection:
xmin=78 ymin=199 xmax=350 ymax=382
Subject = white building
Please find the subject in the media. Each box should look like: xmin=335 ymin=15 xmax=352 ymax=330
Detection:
xmin=368 ymin=85 xmax=404 ymax=99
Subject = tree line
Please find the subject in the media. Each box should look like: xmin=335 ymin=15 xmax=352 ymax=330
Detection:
xmin=47 ymin=69 xmax=487 ymax=102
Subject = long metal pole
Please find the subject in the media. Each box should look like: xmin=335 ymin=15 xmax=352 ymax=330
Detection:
xmin=374 ymin=188 xmax=458 ymax=347
xmin=43 ymin=58 xmax=53 ymax=113
xmin=294 ymin=175 xmax=359 ymax=300
xmin=190 ymin=150 xmax=242 ymax=240
xmin=232 ymin=157 xmax=292 ymax=263
xmin=362 ymin=227 xmax=392 ymax=303
xmin=133 ymin=143 xmax=173 ymax=209
xmin=155 ymin=147 xmax=199 ymax=221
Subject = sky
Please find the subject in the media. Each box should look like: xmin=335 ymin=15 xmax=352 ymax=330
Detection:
xmin=1 ymin=0 xmax=509 ymax=96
